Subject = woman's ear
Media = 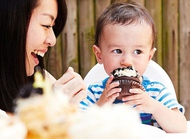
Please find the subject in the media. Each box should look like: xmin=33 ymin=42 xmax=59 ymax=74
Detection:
xmin=148 ymin=47 xmax=156 ymax=60
xmin=92 ymin=45 xmax=103 ymax=64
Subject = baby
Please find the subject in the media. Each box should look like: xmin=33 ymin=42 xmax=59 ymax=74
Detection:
xmin=80 ymin=1 xmax=187 ymax=133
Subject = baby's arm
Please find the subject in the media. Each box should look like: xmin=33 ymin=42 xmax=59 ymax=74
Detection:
xmin=123 ymin=88 xmax=187 ymax=133
xmin=150 ymin=101 xmax=187 ymax=133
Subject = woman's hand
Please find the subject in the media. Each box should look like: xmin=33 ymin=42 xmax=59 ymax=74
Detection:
xmin=96 ymin=75 xmax=120 ymax=106
xmin=53 ymin=67 xmax=86 ymax=105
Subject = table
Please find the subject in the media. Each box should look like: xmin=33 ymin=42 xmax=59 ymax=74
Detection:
xmin=165 ymin=121 xmax=190 ymax=138
xmin=0 ymin=110 xmax=190 ymax=138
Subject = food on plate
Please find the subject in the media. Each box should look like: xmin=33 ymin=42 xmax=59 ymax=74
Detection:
xmin=0 ymin=113 xmax=27 ymax=139
xmin=14 ymin=70 xmax=77 ymax=139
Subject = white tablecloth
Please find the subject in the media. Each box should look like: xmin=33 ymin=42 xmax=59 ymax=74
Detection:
xmin=129 ymin=121 xmax=190 ymax=139
xmin=0 ymin=109 xmax=190 ymax=138
xmin=165 ymin=121 xmax=190 ymax=139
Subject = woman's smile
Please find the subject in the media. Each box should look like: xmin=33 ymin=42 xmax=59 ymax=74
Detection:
xmin=31 ymin=51 xmax=39 ymax=65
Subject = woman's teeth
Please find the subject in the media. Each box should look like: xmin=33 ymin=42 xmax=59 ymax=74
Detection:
xmin=34 ymin=50 xmax=45 ymax=57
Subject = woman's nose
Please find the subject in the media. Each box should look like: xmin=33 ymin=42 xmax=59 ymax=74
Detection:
xmin=46 ymin=28 xmax=56 ymax=47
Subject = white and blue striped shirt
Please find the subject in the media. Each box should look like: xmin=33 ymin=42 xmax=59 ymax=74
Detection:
xmin=80 ymin=76 xmax=184 ymax=128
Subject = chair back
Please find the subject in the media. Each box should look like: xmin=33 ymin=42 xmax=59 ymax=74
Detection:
xmin=84 ymin=60 xmax=176 ymax=98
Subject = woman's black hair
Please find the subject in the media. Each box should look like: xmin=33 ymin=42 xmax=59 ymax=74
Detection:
xmin=0 ymin=0 xmax=67 ymax=112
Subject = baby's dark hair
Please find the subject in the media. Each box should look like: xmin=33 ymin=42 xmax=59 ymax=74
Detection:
xmin=94 ymin=1 xmax=156 ymax=49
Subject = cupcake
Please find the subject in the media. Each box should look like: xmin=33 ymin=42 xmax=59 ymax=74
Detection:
xmin=112 ymin=66 xmax=144 ymax=100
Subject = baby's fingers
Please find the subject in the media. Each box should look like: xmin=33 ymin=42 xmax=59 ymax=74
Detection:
xmin=107 ymin=87 xmax=121 ymax=97
xmin=129 ymin=88 xmax=145 ymax=94
xmin=106 ymin=75 xmax=114 ymax=84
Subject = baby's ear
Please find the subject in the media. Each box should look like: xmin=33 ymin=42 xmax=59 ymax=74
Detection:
xmin=149 ymin=47 xmax=156 ymax=60
xmin=92 ymin=45 xmax=103 ymax=64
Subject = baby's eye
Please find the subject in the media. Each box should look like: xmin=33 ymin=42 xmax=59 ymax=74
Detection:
xmin=133 ymin=49 xmax=142 ymax=55
xmin=112 ymin=49 xmax=122 ymax=54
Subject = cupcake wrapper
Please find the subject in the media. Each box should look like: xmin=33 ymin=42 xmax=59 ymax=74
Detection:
xmin=112 ymin=76 xmax=144 ymax=100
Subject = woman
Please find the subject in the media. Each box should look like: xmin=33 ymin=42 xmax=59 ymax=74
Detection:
xmin=0 ymin=0 xmax=86 ymax=113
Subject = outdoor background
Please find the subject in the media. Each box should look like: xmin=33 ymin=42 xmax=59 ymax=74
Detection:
xmin=45 ymin=0 xmax=190 ymax=120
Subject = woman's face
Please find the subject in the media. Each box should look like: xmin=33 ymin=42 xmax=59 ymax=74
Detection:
xmin=26 ymin=0 xmax=58 ymax=76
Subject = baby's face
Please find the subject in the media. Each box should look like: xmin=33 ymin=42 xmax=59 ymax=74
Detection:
xmin=94 ymin=23 xmax=154 ymax=76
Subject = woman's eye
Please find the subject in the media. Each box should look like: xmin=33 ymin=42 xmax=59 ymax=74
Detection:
xmin=113 ymin=49 xmax=122 ymax=54
xmin=43 ymin=25 xmax=52 ymax=29
xmin=134 ymin=49 xmax=142 ymax=54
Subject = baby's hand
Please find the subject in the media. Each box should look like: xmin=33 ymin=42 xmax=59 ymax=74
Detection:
xmin=122 ymin=88 xmax=156 ymax=113
xmin=96 ymin=75 xmax=121 ymax=106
